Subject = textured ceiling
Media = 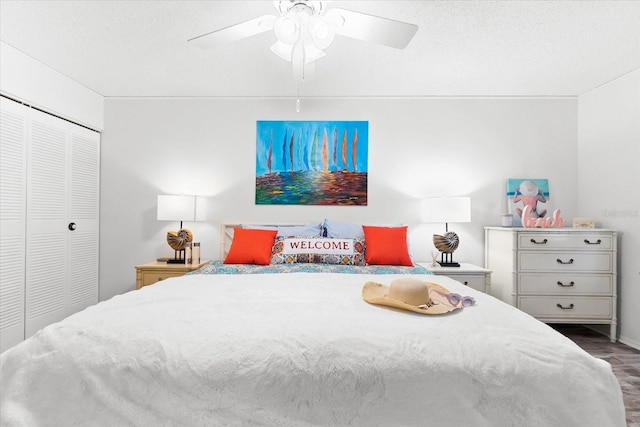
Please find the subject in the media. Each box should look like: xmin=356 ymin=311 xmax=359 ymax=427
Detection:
xmin=1 ymin=0 xmax=639 ymax=98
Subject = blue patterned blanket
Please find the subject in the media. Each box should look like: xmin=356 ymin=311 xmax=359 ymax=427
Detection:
xmin=188 ymin=261 xmax=433 ymax=276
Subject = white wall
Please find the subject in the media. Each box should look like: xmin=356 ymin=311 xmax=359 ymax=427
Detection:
xmin=578 ymin=69 xmax=640 ymax=349
xmin=100 ymin=97 xmax=578 ymax=299
xmin=0 ymin=42 xmax=104 ymax=130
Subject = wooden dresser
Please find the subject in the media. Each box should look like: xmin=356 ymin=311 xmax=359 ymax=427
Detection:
xmin=484 ymin=227 xmax=617 ymax=342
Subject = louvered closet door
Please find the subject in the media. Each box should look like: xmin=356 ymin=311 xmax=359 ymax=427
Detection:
xmin=0 ymin=98 xmax=27 ymax=352
xmin=25 ymin=108 xmax=70 ymax=336
xmin=68 ymin=125 xmax=99 ymax=315
xmin=25 ymin=109 xmax=100 ymax=337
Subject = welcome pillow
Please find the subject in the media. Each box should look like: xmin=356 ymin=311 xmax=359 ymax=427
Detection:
xmin=271 ymin=236 xmax=366 ymax=265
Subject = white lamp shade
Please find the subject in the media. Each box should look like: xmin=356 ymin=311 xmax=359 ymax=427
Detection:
xmin=421 ymin=197 xmax=471 ymax=223
xmin=157 ymin=195 xmax=196 ymax=222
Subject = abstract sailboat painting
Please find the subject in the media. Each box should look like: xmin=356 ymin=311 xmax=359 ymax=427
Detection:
xmin=256 ymin=121 xmax=368 ymax=205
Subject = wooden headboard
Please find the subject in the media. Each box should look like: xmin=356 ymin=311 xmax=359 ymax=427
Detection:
xmin=220 ymin=223 xmax=240 ymax=261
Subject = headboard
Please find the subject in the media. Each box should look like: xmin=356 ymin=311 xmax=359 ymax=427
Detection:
xmin=220 ymin=223 xmax=240 ymax=261
xmin=220 ymin=223 xmax=311 ymax=260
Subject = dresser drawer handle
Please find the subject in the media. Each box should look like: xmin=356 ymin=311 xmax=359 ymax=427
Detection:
xmin=557 ymin=281 xmax=575 ymax=287
xmin=556 ymin=303 xmax=574 ymax=310
xmin=584 ymin=239 xmax=602 ymax=245
xmin=556 ymin=258 xmax=574 ymax=265
xmin=530 ymin=238 xmax=548 ymax=244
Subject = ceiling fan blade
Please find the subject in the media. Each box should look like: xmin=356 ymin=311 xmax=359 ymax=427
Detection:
xmin=188 ymin=15 xmax=277 ymax=48
xmin=327 ymin=8 xmax=418 ymax=49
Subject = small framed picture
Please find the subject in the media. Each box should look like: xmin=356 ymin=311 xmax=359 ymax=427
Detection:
xmin=573 ymin=218 xmax=595 ymax=229
xmin=506 ymin=179 xmax=551 ymax=227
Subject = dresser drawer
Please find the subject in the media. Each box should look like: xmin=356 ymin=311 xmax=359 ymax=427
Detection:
xmin=518 ymin=233 xmax=613 ymax=251
xmin=518 ymin=296 xmax=612 ymax=319
xmin=518 ymin=274 xmax=612 ymax=295
xmin=443 ymin=274 xmax=486 ymax=292
xmin=519 ymin=252 xmax=613 ymax=272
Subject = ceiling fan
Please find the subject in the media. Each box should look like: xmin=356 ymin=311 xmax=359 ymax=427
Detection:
xmin=188 ymin=1 xmax=418 ymax=81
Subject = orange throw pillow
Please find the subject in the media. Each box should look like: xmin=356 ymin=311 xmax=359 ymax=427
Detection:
xmin=362 ymin=225 xmax=413 ymax=266
xmin=223 ymin=228 xmax=277 ymax=265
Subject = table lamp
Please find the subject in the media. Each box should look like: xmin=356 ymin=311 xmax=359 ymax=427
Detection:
xmin=157 ymin=195 xmax=197 ymax=264
xmin=421 ymin=196 xmax=471 ymax=267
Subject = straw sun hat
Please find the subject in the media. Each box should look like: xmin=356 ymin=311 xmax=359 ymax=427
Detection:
xmin=362 ymin=277 xmax=468 ymax=315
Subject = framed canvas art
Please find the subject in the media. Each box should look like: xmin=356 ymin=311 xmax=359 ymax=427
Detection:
xmin=256 ymin=121 xmax=368 ymax=205
xmin=506 ymin=178 xmax=551 ymax=227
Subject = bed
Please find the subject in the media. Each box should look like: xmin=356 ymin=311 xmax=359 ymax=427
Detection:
xmin=0 ymin=222 xmax=626 ymax=426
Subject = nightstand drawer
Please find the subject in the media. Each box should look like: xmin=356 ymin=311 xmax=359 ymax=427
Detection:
xmin=518 ymin=296 xmax=612 ymax=319
xmin=518 ymin=274 xmax=612 ymax=295
xmin=519 ymin=252 xmax=613 ymax=272
xmin=135 ymin=260 xmax=210 ymax=289
xmin=518 ymin=233 xmax=613 ymax=251
xmin=140 ymin=271 xmax=185 ymax=287
xmin=443 ymin=274 xmax=486 ymax=292
xmin=420 ymin=263 xmax=491 ymax=293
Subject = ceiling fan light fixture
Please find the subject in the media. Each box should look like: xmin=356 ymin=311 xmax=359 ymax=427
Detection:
xmin=272 ymin=1 xmax=335 ymax=66
xmin=271 ymin=41 xmax=325 ymax=66
xmin=270 ymin=40 xmax=294 ymax=61
xmin=307 ymin=16 xmax=336 ymax=50
xmin=189 ymin=1 xmax=417 ymax=87
xmin=274 ymin=16 xmax=300 ymax=44
xmin=301 ymin=37 xmax=326 ymax=63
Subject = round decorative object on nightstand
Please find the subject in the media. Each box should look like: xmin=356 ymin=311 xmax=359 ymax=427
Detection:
xmin=433 ymin=231 xmax=459 ymax=253
xmin=167 ymin=228 xmax=193 ymax=250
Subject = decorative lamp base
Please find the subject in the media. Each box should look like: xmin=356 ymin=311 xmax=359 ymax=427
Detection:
xmin=438 ymin=251 xmax=459 ymax=268
xmin=438 ymin=262 xmax=461 ymax=268
xmin=166 ymin=249 xmax=186 ymax=264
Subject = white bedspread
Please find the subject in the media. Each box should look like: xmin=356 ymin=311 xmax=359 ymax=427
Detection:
xmin=1 ymin=273 xmax=626 ymax=426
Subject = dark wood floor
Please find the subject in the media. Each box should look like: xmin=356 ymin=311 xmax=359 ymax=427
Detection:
xmin=552 ymin=324 xmax=640 ymax=427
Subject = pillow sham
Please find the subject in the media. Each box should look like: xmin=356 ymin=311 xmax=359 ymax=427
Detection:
xmin=224 ymin=228 xmax=277 ymax=265
xmin=271 ymin=236 xmax=366 ymax=266
xmin=275 ymin=224 xmax=322 ymax=237
xmin=362 ymin=225 xmax=413 ymax=266
xmin=242 ymin=223 xmax=322 ymax=237
xmin=322 ymin=220 xmax=364 ymax=239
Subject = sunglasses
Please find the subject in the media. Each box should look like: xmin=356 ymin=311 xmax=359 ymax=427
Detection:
xmin=432 ymin=289 xmax=475 ymax=307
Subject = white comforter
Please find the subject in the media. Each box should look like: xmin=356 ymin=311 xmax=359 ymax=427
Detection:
xmin=1 ymin=273 xmax=626 ymax=426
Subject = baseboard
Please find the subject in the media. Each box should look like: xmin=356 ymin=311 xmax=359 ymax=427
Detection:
xmin=619 ymin=335 xmax=640 ymax=351
xmin=583 ymin=324 xmax=640 ymax=351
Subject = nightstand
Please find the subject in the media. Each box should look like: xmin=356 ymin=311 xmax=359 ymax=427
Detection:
xmin=135 ymin=260 xmax=210 ymax=289
xmin=418 ymin=262 xmax=491 ymax=293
